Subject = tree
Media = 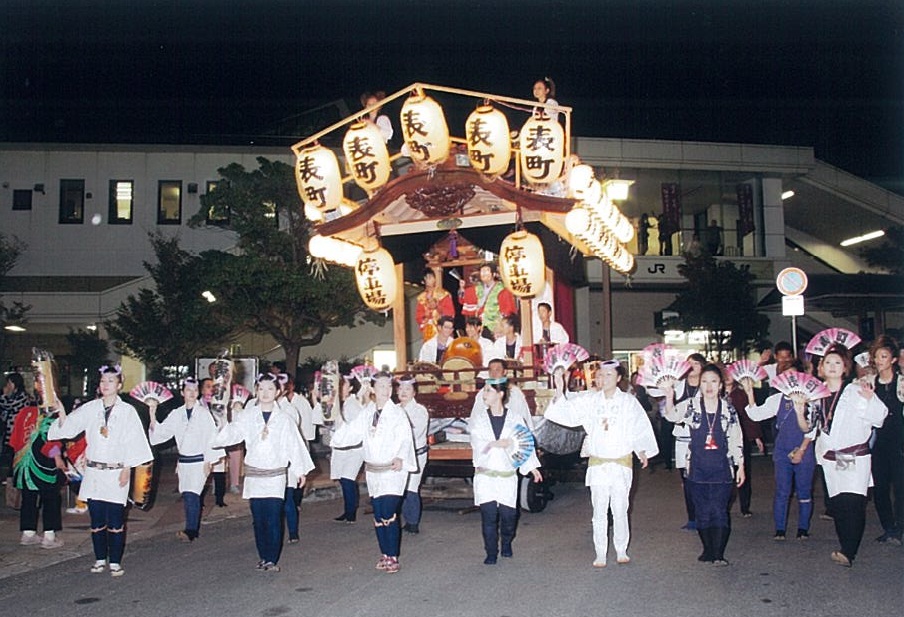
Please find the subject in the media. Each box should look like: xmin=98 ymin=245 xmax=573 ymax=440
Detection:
xmin=105 ymin=232 xmax=235 ymax=377
xmin=860 ymin=225 xmax=904 ymax=275
xmin=666 ymin=254 xmax=769 ymax=360
xmin=0 ymin=233 xmax=30 ymax=364
xmin=66 ymin=328 xmax=111 ymax=397
xmin=191 ymin=157 xmax=378 ymax=370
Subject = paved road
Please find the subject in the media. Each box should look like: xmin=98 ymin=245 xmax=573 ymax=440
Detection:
xmin=1 ymin=456 xmax=902 ymax=617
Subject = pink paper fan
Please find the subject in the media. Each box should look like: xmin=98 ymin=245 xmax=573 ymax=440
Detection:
xmin=805 ymin=328 xmax=861 ymax=356
xmin=230 ymin=384 xmax=251 ymax=406
xmin=727 ymin=359 xmax=768 ymax=384
xmin=642 ymin=342 xmax=671 ymax=362
xmin=129 ymin=381 xmax=173 ymax=404
xmin=351 ymin=364 xmax=379 ymax=383
xmin=641 ymin=355 xmax=692 ymax=388
xmin=542 ymin=343 xmax=590 ymax=373
xmin=769 ymin=370 xmax=831 ymax=401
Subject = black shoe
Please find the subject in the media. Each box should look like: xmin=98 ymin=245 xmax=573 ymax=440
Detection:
xmin=773 ymin=531 xmax=786 ymax=541
xmin=334 ymin=513 xmax=348 ymax=523
xmin=501 ymin=545 xmax=513 ymax=558
xmin=403 ymin=523 xmax=420 ymax=534
xmin=796 ymin=529 xmax=809 ymax=540
xmin=483 ymin=555 xmax=497 ymax=565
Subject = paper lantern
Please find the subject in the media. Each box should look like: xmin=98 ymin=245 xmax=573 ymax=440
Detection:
xmin=295 ymin=145 xmax=342 ymax=221
xmin=465 ymin=105 xmax=511 ymax=175
xmin=342 ymin=121 xmax=391 ymax=192
xmin=499 ymin=229 xmax=545 ymax=297
xmin=400 ymin=92 xmax=450 ymax=167
xmin=567 ymin=164 xmax=594 ymax=200
xmin=309 ymin=234 xmax=361 ymax=267
xmin=518 ymin=115 xmax=565 ymax=185
xmin=355 ymin=247 xmax=397 ymax=311
xmin=565 ymin=206 xmax=591 ymax=235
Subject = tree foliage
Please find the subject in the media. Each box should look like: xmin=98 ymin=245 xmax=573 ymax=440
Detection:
xmin=860 ymin=225 xmax=904 ymax=275
xmin=66 ymin=328 xmax=111 ymax=396
xmin=668 ymin=254 xmax=769 ymax=359
xmin=191 ymin=157 xmax=379 ymax=370
xmin=105 ymin=233 xmax=234 ymax=375
xmin=0 ymin=232 xmax=31 ymax=363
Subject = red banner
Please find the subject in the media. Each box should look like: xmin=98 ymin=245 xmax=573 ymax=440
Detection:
xmin=737 ymin=183 xmax=755 ymax=236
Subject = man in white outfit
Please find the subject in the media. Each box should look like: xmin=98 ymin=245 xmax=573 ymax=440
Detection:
xmin=545 ymin=360 xmax=658 ymax=567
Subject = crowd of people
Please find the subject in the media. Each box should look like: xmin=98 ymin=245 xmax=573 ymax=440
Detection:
xmin=1 ymin=327 xmax=901 ymax=575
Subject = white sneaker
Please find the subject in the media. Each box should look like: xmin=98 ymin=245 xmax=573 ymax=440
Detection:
xmin=66 ymin=506 xmax=88 ymax=514
xmin=41 ymin=536 xmax=64 ymax=549
xmin=20 ymin=533 xmax=43 ymax=546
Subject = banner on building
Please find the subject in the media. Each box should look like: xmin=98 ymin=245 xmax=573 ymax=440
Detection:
xmin=737 ymin=183 xmax=755 ymax=236
xmin=660 ymin=183 xmax=682 ymax=234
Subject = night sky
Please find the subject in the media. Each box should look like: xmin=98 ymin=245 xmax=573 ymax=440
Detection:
xmin=2 ymin=1 xmax=902 ymax=192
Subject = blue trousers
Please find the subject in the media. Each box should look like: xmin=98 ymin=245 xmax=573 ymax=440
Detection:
xmin=689 ymin=481 xmax=732 ymax=529
xmin=372 ymin=495 xmax=402 ymax=557
xmin=339 ymin=478 xmax=358 ymax=521
xmin=772 ymin=450 xmax=815 ymax=532
xmin=250 ymin=497 xmax=284 ymax=564
xmin=88 ymin=499 xmax=125 ymax=564
xmin=182 ymin=491 xmax=202 ymax=539
xmin=402 ymin=489 xmax=421 ymax=526
xmin=479 ymin=501 xmax=517 ymax=558
xmin=284 ymin=486 xmax=303 ymax=540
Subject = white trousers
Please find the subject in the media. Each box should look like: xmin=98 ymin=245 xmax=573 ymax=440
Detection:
xmin=589 ymin=465 xmax=633 ymax=563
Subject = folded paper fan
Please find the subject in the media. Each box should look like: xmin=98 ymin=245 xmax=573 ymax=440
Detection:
xmin=805 ymin=328 xmax=861 ymax=356
xmin=727 ymin=359 xmax=768 ymax=384
xmin=506 ymin=424 xmax=536 ymax=468
xmin=641 ymin=355 xmax=692 ymax=388
xmin=642 ymin=342 xmax=671 ymax=362
xmin=543 ymin=343 xmax=590 ymax=374
xmin=351 ymin=364 xmax=380 ymax=383
xmin=129 ymin=381 xmax=173 ymax=404
xmin=853 ymin=352 xmax=870 ymax=369
xmin=769 ymin=370 xmax=831 ymax=401
xmin=231 ymin=384 xmax=251 ymax=406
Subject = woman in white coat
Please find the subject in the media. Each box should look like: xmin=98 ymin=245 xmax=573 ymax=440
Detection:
xmin=148 ymin=377 xmax=221 ymax=543
xmin=397 ymin=375 xmax=430 ymax=534
xmin=47 ymin=365 xmax=153 ymax=576
xmin=324 ymin=375 xmax=366 ymax=523
xmin=469 ymin=377 xmax=542 ymax=565
xmin=212 ymin=373 xmax=314 ymax=572
xmin=813 ymin=345 xmax=887 ymax=567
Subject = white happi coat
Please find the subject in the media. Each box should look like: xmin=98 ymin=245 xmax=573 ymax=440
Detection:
xmin=285 ymin=393 xmax=317 ymax=442
xmin=469 ymin=407 xmax=541 ymax=508
xmin=401 ymin=399 xmax=430 ymax=492
xmin=328 ymin=398 xmax=366 ymax=481
xmin=353 ymin=399 xmax=417 ymax=498
xmin=148 ymin=403 xmax=221 ymax=494
xmin=545 ymin=388 xmax=658 ymax=488
xmin=212 ymin=403 xmax=314 ymax=499
xmin=48 ymin=396 xmax=153 ymax=505
xmin=815 ymin=383 xmax=887 ymax=497
xmin=469 ymin=385 xmax=533 ymax=428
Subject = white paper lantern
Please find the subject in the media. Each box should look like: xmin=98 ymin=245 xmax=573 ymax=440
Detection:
xmin=355 ymin=247 xmax=397 ymax=311
xmin=518 ymin=115 xmax=565 ymax=185
xmin=567 ymin=164 xmax=594 ymax=200
xmin=295 ymin=145 xmax=342 ymax=221
xmin=400 ymin=92 xmax=450 ymax=167
xmin=342 ymin=121 xmax=391 ymax=192
xmin=465 ymin=105 xmax=511 ymax=175
xmin=499 ymin=229 xmax=545 ymax=297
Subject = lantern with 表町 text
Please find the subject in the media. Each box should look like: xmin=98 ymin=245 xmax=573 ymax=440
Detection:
xmin=518 ymin=115 xmax=565 ymax=185
xmin=400 ymin=92 xmax=450 ymax=167
xmin=355 ymin=246 xmax=397 ymax=311
xmin=465 ymin=105 xmax=511 ymax=176
xmin=342 ymin=121 xmax=391 ymax=193
xmin=499 ymin=229 xmax=545 ymax=298
xmin=295 ymin=144 xmax=342 ymax=222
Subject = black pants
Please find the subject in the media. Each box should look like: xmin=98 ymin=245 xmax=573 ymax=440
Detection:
xmin=872 ymin=447 xmax=904 ymax=534
xmin=737 ymin=439 xmax=754 ymax=514
xmin=830 ymin=492 xmax=868 ymax=561
xmin=20 ymin=485 xmax=63 ymax=532
xmin=213 ymin=471 xmax=226 ymax=506
xmin=480 ymin=501 xmax=517 ymax=558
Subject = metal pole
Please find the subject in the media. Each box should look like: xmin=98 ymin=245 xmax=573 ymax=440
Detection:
xmin=791 ymin=315 xmax=798 ymax=358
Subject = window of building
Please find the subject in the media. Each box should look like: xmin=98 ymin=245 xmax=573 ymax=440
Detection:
xmin=157 ymin=180 xmax=182 ymax=224
xmin=12 ymin=189 xmax=32 ymax=211
xmin=59 ymin=179 xmax=85 ymax=224
xmin=108 ymin=179 xmax=134 ymax=224
xmin=205 ymin=180 xmax=229 ymax=225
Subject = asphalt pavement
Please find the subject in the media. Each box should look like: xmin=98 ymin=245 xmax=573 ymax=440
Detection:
xmin=1 ymin=452 xmax=902 ymax=617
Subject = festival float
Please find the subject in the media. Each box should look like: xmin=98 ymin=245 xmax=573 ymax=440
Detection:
xmin=293 ymin=84 xmax=636 ymax=480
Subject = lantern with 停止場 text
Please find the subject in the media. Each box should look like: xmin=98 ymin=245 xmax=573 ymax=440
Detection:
xmin=400 ymin=92 xmax=450 ymax=167
xmin=342 ymin=121 xmax=391 ymax=193
xmin=498 ymin=229 xmax=545 ymax=298
xmin=518 ymin=114 xmax=565 ymax=185
xmin=295 ymin=144 xmax=342 ymax=222
xmin=355 ymin=246 xmax=397 ymax=311
xmin=465 ymin=105 xmax=511 ymax=176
